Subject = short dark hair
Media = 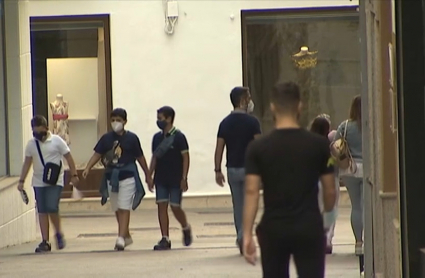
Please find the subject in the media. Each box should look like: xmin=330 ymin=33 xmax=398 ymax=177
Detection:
xmin=31 ymin=115 xmax=48 ymax=128
xmin=110 ymin=108 xmax=127 ymax=121
xmin=230 ymin=87 xmax=249 ymax=108
xmin=271 ymin=82 xmax=301 ymax=113
xmin=310 ymin=117 xmax=330 ymax=139
xmin=157 ymin=106 xmax=175 ymax=122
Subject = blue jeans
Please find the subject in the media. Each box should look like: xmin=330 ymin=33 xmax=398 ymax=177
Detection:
xmin=227 ymin=167 xmax=245 ymax=241
xmin=341 ymin=176 xmax=363 ymax=242
xmin=33 ymin=186 xmax=63 ymax=213
xmin=155 ymin=184 xmax=183 ymax=207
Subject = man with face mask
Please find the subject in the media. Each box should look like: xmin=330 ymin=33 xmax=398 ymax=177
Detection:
xmin=149 ymin=106 xmax=192 ymax=250
xmin=18 ymin=115 xmax=79 ymax=253
xmin=83 ymin=108 xmax=152 ymax=251
xmin=214 ymin=86 xmax=261 ymax=254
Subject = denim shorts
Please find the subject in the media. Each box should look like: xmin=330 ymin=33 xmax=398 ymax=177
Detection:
xmin=155 ymin=184 xmax=182 ymax=207
xmin=33 ymin=186 xmax=63 ymax=213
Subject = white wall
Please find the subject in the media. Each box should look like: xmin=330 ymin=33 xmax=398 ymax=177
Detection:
xmin=29 ymin=0 xmax=359 ymax=196
xmin=2 ymin=0 xmax=37 ymax=249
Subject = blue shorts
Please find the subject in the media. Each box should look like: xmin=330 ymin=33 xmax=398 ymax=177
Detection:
xmin=33 ymin=186 xmax=63 ymax=214
xmin=155 ymin=184 xmax=182 ymax=207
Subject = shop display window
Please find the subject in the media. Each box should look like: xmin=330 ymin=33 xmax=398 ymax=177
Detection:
xmin=242 ymin=7 xmax=360 ymax=132
xmin=30 ymin=15 xmax=112 ymax=197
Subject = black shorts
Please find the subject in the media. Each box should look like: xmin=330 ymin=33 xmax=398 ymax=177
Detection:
xmin=256 ymin=222 xmax=325 ymax=278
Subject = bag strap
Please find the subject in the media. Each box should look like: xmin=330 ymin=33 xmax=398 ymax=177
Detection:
xmin=35 ymin=140 xmax=45 ymax=167
xmin=343 ymin=120 xmax=349 ymax=139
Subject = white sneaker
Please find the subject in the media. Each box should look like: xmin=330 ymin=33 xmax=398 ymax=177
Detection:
xmin=114 ymin=237 xmax=125 ymax=251
xmin=124 ymin=236 xmax=133 ymax=247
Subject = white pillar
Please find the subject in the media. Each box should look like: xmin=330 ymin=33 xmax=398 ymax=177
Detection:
xmin=4 ymin=0 xmax=33 ymax=175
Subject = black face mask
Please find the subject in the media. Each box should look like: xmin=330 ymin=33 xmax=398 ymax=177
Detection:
xmin=33 ymin=131 xmax=47 ymax=141
xmin=156 ymin=120 xmax=168 ymax=130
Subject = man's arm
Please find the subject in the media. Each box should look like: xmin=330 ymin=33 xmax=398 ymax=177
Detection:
xmin=19 ymin=156 xmax=33 ymax=183
xmin=56 ymin=137 xmax=78 ymax=177
xmin=214 ymin=138 xmax=225 ymax=172
xmin=243 ymin=174 xmax=261 ymax=238
xmin=243 ymin=141 xmax=261 ymax=239
xmin=137 ymin=155 xmax=150 ymax=178
xmin=85 ymin=153 xmax=102 ymax=171
xmin=320 ymin=172 xmax=336 ymax=212
xmin=253 ymin=118 xmax=262 ymax=139
xmin=177 ymin=134 xmax=190 ymax=180
xmin=182 ymin=151 xmax=190 ymax=180
xmin=63 ymin=152 xmax=78 ymax=177
xmin=149 ymin=156 xmax=157 ymax=177
xmin=133 ymin=135 xmax=150 ymax=178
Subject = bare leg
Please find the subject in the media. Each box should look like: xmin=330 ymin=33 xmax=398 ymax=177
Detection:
xmin=49 ymin=213 xmax=62 ymax=234
xmin=115 ymin=211 xmax=126 ymax=237
xmin=38 ymin=213 xmax=50 ymax=241
xmin=158 ymin=203 xmax=169 ymax=236
xmin=117 ymin=209 xmax=130 ymax=238
xmin=171 ymin=206 xmax=188 ymax=228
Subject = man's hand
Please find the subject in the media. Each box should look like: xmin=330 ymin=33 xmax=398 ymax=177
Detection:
xmin=146 ymin=176 xmax=154 ymax=193
xmin=82 ymin=169 xmax=90 ymax=179
xmin=215 ymin=171 xmax=225 ymax=187
xmin=243 ymin=235 xmax=257 ymax=265
xmin=70 ymin=175 xmax=80 ymax=187
xmin=17 ymin=181 xmax=24 ymax=192
xmin=180 ymin=179 xmax=188 ymax=192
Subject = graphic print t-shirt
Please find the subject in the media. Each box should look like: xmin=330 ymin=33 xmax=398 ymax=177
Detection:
xmin=94 ymin=131 xmax=144 ymax=180
xmin=245 ymin=128 xmax=334 ymax=231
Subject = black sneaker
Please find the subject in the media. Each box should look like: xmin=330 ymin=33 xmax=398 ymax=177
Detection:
xmin=182 ymin=226 xmax=193 ymax=247
xmin=35 ymin=241 xmax=51 ymax=253
xmin=55 ymin=233 xmax=66 ymax=250
xmin=153 ymin=237 xmax=171 ymax=251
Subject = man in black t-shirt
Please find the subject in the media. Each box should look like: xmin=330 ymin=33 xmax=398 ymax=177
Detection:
xmin=243 ymin=82 xmax=336 ymax=278
xmin=149 ymin=106 xmax=193 ymax=251
xmin=214 ymin=87 xmax=261 ymax=254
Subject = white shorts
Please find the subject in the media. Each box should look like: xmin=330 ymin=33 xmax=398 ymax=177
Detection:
xmin=107 ymin=177 xmax=136 ymax=211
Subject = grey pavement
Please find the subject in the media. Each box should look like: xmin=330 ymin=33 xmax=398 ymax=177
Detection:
xmin=0 ymin=207 xmax=360 ymax=278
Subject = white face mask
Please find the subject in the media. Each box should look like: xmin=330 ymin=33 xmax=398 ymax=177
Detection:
xmin=247 ymin=100 xmax=255 ymax=113
xmin=111 ymin=121 xmax=123 ymax=133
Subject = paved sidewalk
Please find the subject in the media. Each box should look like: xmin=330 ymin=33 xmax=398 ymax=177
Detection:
xmin=0 ymin=207 xmax=360 ymax=278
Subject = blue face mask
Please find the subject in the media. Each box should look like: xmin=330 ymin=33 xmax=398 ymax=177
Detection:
xmin=156 ymin=120 xmax=167 ymax=130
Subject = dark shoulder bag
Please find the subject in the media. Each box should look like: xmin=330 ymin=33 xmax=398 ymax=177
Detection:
xmin=35 ymin=140 xmax=62 ymax=185
xmin=153 ymin=129 xmax=179 ymax=159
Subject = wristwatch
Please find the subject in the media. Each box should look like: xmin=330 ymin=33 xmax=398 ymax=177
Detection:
xmin=214 ymin=169 xmax=221 ymax=173
xmin=72 ymin=174 xmax=78 ymax=177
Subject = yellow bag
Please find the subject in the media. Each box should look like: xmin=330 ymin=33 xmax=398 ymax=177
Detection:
xmin=330 ymin=120 xmax=357 ymax=175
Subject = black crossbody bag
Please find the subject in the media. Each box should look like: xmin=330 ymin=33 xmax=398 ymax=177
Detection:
xmin=35 ymin=140 xmax=62 ymax=185
xmin=153 ymin=129 xmax=179 ymax=159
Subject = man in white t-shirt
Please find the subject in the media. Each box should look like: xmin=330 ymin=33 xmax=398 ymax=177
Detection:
xmin=17 ymin=115 xmax=79 ymax=253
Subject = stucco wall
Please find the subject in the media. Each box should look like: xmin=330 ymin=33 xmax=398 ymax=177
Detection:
xmin=1 ymin=0 xmax=36 ymax=249
xmin=28 ymin=0 xmax=359 ymax=196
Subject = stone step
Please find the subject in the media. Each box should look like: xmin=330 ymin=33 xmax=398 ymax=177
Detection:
xmin=60 ymin=187 xmax=350 ymax=213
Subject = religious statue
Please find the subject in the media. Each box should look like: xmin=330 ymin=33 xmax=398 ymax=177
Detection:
xmin=50 ymin=94 xmax=70 ymax=145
